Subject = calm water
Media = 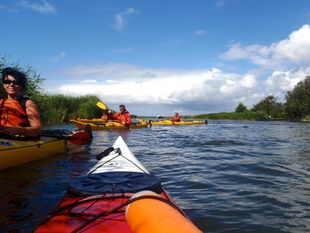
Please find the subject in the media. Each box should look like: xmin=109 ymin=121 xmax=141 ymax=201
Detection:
xmin=0 ymin=120 xmax=310 ymax=233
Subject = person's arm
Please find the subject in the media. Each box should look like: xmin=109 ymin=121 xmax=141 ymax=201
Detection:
xmin=107 ymin=111 xmax=114 ymax=120
xmin=113 ymin=112 xmax=119 ymax=121
xmin=0 ymin=100 xmax=42 ymax=136
xmin=21 ymin=99 xmax=42 ymax=136
xmin=125 ymin=113 xmax=131 ymax=125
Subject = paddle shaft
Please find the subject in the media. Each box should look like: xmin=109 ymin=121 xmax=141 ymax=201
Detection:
xmin=41 ymin=130 xmax=92 ymax=145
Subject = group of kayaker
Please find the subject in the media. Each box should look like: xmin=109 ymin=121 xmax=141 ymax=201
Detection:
xmin=0 ymin=67 xmax=182 ymax=137
xmin=100 ymin=106 xmax=182 ymax=125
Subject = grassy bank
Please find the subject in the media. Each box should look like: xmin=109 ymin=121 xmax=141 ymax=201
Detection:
xmin=139 ymin=111 xmax=266 ymax=121
xmin=302 ymin=115 xmax=310 ymax=122
xmin=184 ymin=111 xmax=266 ymax=120
xmin=39 ymin=95 xmax=103 ymax=125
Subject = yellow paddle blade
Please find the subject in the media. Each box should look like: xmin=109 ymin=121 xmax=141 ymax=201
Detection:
xmin=96 ymin=101 xmax=107 ymax=110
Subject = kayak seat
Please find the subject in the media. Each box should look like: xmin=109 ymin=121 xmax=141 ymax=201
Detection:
xmin=67 ymin=171 xmax=163 ymax=196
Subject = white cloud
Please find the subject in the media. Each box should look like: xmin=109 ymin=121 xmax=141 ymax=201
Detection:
xmin=20 ymin=0 xmax=56 ymax=14
xmin=50 ymin=61 xmax=308 ymax=114
xmin=216 ymin=24 xmax=310 ymax=106
xmin=272 ymin=24 xmax=310 ymax=64
xmin=80 ymin=80 xmax=97 ymax=83
xmin=264 ymin=68 xmax=310 ymax=101
xmin=54 ymin=64 xmax=265 ymax=114
xmin=48 ymin=25 xmax=310 ymax=115
xmin=221 ymin=24 xmax=310 ymax=68
xmin=241 ymin=74 xmax=256 ymax=88
xmin=114 ymin=7 xmax=139 ymax=31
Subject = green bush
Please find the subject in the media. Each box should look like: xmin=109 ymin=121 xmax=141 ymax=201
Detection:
xmin=40 ymin=94 xmax=102 ymax=125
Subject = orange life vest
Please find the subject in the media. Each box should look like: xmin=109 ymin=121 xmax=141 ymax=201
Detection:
xmin=0 ymin=98 xmax=30 ymax=128
xmin=173 ymin=115 xmax=181 ymax=122
xmin=113 ymin=111 xmax=131 ymax=125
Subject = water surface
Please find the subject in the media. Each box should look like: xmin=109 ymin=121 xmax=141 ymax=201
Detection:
xmin=0 ymin=120 xmax=310 ymax=233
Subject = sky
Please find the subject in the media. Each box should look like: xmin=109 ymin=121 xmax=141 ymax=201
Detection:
xmin=1 ymin=0 xmax=310 ymax=116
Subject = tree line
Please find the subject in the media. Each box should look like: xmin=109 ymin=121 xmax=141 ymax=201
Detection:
xmin=234 ymin=75 xmax=310 ymax=120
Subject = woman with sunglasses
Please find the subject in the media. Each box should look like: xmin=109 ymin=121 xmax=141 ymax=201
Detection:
xmin=0 ymin=67 xmax=42 ymax=137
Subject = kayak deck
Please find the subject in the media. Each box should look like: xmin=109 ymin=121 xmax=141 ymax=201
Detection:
xmin=70 ymin=119 xmax=149 ymax=130
xmin=34 ymin=136 xmax=201 ymax=233
xmin=76 ymin=118 xmax=107 ymax=123
xmin=35 ymin=192 xmax=172 ymax=233
xmin=150 ymin=120 xmax=207 ymax=125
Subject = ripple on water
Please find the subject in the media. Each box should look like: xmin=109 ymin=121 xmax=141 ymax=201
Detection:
xmin=1 ymin=121 xmax=310 ymax=233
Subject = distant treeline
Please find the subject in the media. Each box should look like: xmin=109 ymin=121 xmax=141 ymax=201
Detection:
xmin=184 ymin=111 xmax=266 ymax=121
xmin=1 ymin=58 xmax=309 ymax=123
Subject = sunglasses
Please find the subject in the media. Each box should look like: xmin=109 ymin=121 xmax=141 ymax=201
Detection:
xmin=2 ymin=79 xmax=22 ymax=86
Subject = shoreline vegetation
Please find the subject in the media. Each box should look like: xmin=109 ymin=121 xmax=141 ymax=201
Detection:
xmin=139 ymin=112 xmax=310 ymax=122
xmin=0 ymin=60 xmax=309 ymax=125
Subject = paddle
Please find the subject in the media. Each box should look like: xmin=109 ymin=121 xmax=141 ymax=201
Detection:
xmin=0 ymin=128 xmax=92 ymax=145
xmin=41 ymin=126 xmax=93 ymax=145
xmin=96 ymin=101 xmax=112 ymax=120
xmin=96 ymin=101 xmax=108 ymax=110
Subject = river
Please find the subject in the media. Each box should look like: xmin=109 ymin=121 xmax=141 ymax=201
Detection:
xmin=0 ymin=120 xmax=310 ymax=233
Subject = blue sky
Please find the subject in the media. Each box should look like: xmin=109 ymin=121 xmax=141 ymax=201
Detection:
xmin=1 ymin=0 xmax=310 ymax=115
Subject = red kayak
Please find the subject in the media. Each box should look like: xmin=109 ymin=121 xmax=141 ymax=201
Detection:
xmin=34 ymin=136 xmax=201 ymax=233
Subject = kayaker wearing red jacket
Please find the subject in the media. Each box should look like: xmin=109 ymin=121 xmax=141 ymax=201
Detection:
xmin=172 ymin=111 xmax=181 ymax=122
xmin=113 ymin=104 xmax=131 ymax=125
xmin=0 ymin=67 xmax=42 ymax=137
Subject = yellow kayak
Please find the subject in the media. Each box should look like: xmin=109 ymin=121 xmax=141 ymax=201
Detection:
xmin=0 ymin=137 xmax=66 ymax=170
xmin=75 ymin=118 xmax=107 ymax=123
xmin=70 ymin=119 xmax=150 ymax=130
xmin=150 ymin=120 xmax=207 ymax=125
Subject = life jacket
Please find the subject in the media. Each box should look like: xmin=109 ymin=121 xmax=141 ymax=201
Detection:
xmin=173 ymin=115 xmax=181 ymax=122
xmin=101 ymin=115 xmax=108 ymax=120
xmin=113 ymin=110 xmax=131 ymax=125
xmin=0 ymin=97 xmax=30 ymax=128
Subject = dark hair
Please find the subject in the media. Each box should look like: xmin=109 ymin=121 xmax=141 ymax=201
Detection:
xmin=119 ymin=104 xmax=125 ymax=108
xmin=1 ymin=67 xmax=27 ymax=87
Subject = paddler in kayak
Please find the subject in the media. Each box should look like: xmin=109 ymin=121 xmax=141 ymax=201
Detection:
xmin=172 ymin=111 xmax=181 ymax=122
xmin=113 ymin=104 xmax=132 ymax=126
xmin=101 ymin=104 xmax=132 ymax=126
xmin=101 ymin=109 xmax=114 ymax=121
xmin=0 ymin=67 xmax=42 ymax=137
